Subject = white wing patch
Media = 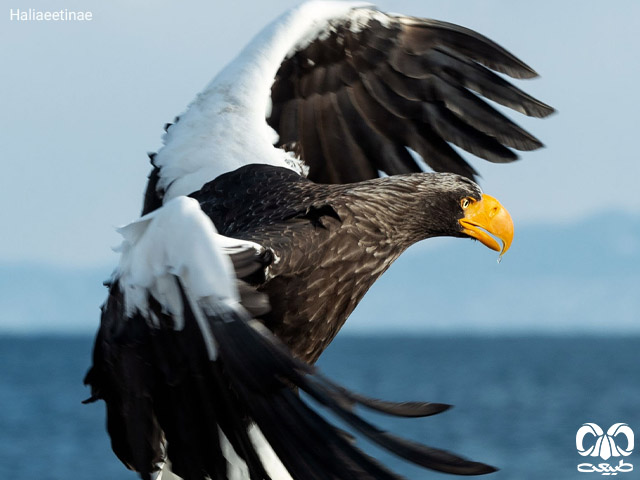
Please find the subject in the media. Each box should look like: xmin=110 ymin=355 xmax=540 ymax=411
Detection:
xmin=248 ymin=424 xmax=294 ymax=480
xmin=115 ymin=196 xmax=242 ymax=326
xmin=154 ymin=1 xmax=376 ymax=201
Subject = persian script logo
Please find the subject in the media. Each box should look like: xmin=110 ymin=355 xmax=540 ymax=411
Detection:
xmin=577 ymin=423 xmax=634 ymax=475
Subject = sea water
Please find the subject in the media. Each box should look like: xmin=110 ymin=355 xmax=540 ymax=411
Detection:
xmin=1 ymin=335 xmax=638 ymax=479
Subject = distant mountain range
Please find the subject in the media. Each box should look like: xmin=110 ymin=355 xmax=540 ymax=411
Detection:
xmin=1 ymin=211 xmax=638 ymax=334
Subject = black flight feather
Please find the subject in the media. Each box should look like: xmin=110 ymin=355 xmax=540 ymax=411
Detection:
xmin=268 ymin=11 xmax=553 ymax=184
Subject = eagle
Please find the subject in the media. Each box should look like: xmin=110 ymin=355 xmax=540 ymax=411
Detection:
xmin=84 ymin=2 xmax=553 ymax=479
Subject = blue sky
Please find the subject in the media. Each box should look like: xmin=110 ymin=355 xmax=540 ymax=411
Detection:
xmin=2 ymin=0 xmax=640 ymax=267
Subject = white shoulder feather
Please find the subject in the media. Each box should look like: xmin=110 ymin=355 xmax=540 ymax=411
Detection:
xmin=115 ymin=196 xmax=241 ymax=324
xmin=154 ymin=1 xmax=373 ymax=201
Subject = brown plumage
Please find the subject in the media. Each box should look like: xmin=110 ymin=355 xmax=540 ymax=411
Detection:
xmin=194 ymin=164 xmax=482 ymax=363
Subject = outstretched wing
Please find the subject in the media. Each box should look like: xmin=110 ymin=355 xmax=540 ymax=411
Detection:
xmin=268 ymin=11 xmax=554 ymax=183
xmin=84 ymin=196 xmax=496 ymax=479
xmin=145 ymin=3 xmax=552 ymax=213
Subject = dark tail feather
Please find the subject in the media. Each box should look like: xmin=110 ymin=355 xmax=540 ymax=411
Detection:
xmin=199 ymin=289 xmax=497 ymax=477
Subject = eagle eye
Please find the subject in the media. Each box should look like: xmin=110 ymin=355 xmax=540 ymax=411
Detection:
xmin=461 ymin=197 xmax=473 ymax=209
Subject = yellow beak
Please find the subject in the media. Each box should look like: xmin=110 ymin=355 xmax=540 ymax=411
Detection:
xmin=459 ymin=194 xmax=513 ymax=258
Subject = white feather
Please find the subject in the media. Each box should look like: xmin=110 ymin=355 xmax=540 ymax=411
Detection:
xmin=115 ymin=196 xmax=242 ymax=322
xmin=248 ymin=424 xmax=293 ymax=480
xmin=154 ymin=1 xmax=375 ymax=201
xmin=156 ymin=425 xmax=293 ymax=480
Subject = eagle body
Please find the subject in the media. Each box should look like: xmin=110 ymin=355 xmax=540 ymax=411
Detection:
xmin=194 ymin=164 xmax=481 ymax=362
xmin=85 ymin=2 xmax=554 ymax=479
